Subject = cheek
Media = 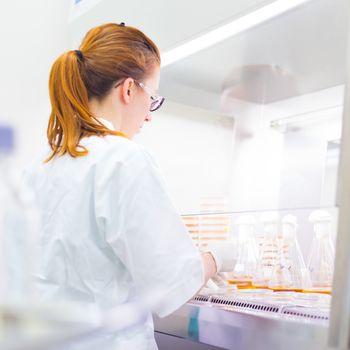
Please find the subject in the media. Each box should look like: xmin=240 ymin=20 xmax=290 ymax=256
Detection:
xmin=130 ymin=95 xmax=150 ymax=127
xmin=141 ymin=97 xmax=151 ymax=117
xmin=134 ymin=103 xmax=148 ymax=125
xmin=139 ymin=92 xmax=151 ymax=109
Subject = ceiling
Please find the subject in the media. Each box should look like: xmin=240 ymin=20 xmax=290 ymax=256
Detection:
xmin=68 ymin=0 xmax=275 ymax=50
xmin=68 ymin=0 xmax=349 ymax=111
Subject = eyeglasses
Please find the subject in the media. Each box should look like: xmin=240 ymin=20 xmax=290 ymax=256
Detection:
xmin=135 ymin=81 xmax=165 ymax=112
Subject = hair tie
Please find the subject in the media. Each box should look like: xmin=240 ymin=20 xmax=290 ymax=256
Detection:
xmin=119 ymin=22 xmax=125 ymax=26
xmin=74 ymin=50 xmax=84 ymax=62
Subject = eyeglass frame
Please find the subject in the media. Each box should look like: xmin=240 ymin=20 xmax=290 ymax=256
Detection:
xmin=134 ymin=80 xmax=165 ymax=112
xmin=114 ymin=78 xmax=165 ymax=112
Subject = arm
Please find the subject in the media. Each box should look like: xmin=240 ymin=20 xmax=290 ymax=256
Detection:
xmin=99 ymin=146 xmax=205 ymax=317
xmin=201 ymin=252 xmax=217 ymax=283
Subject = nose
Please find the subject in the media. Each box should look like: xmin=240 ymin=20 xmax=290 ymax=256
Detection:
xmin=145 ymin=113 xmax=152 ymax=122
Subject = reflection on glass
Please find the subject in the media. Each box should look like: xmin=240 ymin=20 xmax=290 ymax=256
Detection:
xmin=227 ymin=215 xmax=258 ymax=288
xmin=268 ymin=215 xmax=311 ymax=292
xmin=252 ymin=212 xmax=279 ymax=289
xmin=306 ymin=210 xmax=335 ymax=294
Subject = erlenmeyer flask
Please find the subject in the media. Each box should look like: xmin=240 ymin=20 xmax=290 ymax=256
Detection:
xmin=227 ymin=215 xmax=257 ymax=289
xmin=268 ymin=215 xmax=311 ymax=292
xmin=252 ymin=212 xmax=279 ymax=289
xmin=306 ymin=210 xmax=334 ymax=294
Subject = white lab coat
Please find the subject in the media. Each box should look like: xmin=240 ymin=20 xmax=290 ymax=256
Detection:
xmin=23 ymin=119 xmax=204 ymax=349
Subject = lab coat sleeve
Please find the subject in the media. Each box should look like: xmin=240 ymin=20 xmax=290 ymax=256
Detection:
xmin=98 ymin=145 xmax=204 ymax=318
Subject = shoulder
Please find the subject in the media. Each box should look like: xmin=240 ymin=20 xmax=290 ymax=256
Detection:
xmin=22 ymin=148 xmax=52 ymax=185
xmin=86 ymin=136 xmax=158 ymax=179
xmin=96 ymin=136 xmax=155 ymax=166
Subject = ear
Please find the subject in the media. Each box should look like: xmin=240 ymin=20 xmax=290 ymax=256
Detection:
xmin=119 ymin=78 xmax=135 ymax=104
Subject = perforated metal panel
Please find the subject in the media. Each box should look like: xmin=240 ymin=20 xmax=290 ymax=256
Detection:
xmin=282 ymin=307 xmax=328 ymax=321
xmin=209 ymin=296 xmax=281 ymax=313
xmin=191 ymin=294 xmax=329 ymax=323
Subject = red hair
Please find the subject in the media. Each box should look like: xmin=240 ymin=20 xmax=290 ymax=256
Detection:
xmin=46 ymin=23 xmax=160 ymax=162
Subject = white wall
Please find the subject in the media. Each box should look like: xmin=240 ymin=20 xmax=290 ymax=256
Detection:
xmin=135 ymin=101 xmax=235 ymax=214
xmin=0 ymin=0 xmax=70 ymax=171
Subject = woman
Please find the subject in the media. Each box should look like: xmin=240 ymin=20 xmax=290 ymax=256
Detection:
xmin=24 ymin=23 xmax=234 ymax=349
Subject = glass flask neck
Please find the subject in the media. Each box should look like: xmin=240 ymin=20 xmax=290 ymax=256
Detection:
xmin=237 ymin=224 xmax=255 ymax=240
xmin=263 ymin=223 xmax=278 ymax=238
xmin=314 ymin=221 xmax=331 ymax=239
xmin=282 ymin=222 xmax=297 ymax=240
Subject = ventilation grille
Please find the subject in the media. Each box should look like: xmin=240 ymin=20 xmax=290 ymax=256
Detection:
xmin=193 ymin=295 xmax=210 ymax=303
xmin=282 ymin=307 xmax=329 ymax=321
xmin=208 ymin=296 xmax=280 ymax=313
xmin=190 ymin=295 xmax=329 ymax=322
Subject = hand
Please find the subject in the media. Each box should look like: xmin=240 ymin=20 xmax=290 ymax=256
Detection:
xmin=205 ymin=240 xmax=237 ymax=273
xmin=206 ymin=273 xmax=229 ymax=290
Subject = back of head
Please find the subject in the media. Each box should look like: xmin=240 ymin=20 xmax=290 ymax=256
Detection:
xmin=47 ymin=23 xmax=160 ymax=162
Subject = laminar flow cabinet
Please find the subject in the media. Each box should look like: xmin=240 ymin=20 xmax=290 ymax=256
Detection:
xmin=151 ymin=0 xmax=350 ymax=349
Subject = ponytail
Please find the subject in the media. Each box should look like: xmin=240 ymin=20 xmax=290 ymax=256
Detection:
xmin=46 ymin=50 xmax=118 ymax=162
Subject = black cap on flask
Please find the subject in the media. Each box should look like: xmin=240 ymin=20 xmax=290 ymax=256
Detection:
xmin=0 ymin=126 xmax=14 ymax=154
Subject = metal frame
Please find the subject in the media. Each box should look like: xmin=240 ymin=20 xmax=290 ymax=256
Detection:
xmin=329 ymin=2 xmax=350 ymax=348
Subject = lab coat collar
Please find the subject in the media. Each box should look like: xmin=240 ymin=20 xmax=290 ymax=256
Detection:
xmin=98 ymin=117 xmax=116 ymax=131
xmin=98 ymin=117 xmax=129 ymax=139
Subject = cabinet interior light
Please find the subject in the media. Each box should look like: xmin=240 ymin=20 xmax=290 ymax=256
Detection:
xmin=270 ymin=105 xmax=343 ymax=133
